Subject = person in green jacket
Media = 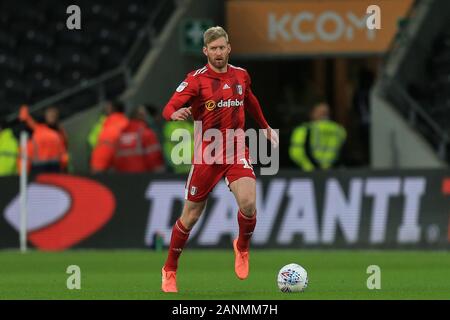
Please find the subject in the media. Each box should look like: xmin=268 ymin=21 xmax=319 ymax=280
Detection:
xmin=289 ymin=102 xmax=347 ymax=171
xmin=0 ymin=121 xmax=19 ymax=176
xmin=87 ymin=115 xmax=106 ymax=150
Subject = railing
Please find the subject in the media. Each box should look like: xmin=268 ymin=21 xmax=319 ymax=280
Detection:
xmin=5 ymin=0 xmax=176 ymax=123
xmin=383 ymin=77 xmax=449 ymax=160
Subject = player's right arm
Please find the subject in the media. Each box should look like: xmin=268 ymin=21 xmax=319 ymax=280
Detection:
xmin=162 ymin=74 xmax=199 ymax=121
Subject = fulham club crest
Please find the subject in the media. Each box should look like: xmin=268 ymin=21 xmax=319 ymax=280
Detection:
xmin=236 ymin=85 xmax=243 ymax=95
xmin=190 ymin=186 xmax=197 ymax=196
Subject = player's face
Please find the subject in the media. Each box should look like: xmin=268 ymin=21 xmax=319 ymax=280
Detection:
xmin=203 ymin=37 xmax=231 ymax=71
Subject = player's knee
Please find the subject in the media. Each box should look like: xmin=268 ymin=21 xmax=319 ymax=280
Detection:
xmin=182 ymin=202 xmax=205 ymax=228
xmin=180 ymin=212 xmax=199 ymax=230
xmin=187 ymin=209 xmax=202 ymax=224
xmin=239 ymin=197 xmax=256 ymax=217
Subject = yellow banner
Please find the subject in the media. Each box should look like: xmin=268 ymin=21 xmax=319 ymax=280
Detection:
xmin=226 ymin=0 xmax=413 ymax=55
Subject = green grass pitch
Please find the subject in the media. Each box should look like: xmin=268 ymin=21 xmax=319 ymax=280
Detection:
xmin=0 ymin=249 xmax=449 ymax=299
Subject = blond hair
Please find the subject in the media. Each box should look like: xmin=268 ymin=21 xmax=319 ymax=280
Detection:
xmin=203 ymin=26 xmax=229 ymax=46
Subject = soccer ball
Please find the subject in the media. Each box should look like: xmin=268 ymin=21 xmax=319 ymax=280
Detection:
xmin=277 ymin=263 xmax=308 ymax=293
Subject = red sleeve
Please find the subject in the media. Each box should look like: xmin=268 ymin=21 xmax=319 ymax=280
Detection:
xmin=244 ymin=71 xmax=269 ymax=129
xmin=162 ymin=74 xmax=199 ymax=121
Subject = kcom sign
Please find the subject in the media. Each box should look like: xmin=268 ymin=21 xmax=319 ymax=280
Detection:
xmin=268 ymin=11 xmax=376 ymax=43
xmin=227 ymin=0 xmax=412 ymax=55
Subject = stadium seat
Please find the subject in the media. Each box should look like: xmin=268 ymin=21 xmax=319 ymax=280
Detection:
xmin=0 ymin=53 xmax=24 ymax=74
xmin=83 ymin=3 xmax=119 ymax=24
xmin=56 ymin=29 xmax=91 ymax=47
xmin=124 ymin=2 xmax=151 ymax=22
xmin=91 ymin=44 xmax=125 ymax=71
xmin=58 ymin=50 xmax=98 ymax=73
xmin=0 ymin=31 xmax=17 ymax=50
xmin=121 ymin=20 xmax=141 ymax=40
xmin=1 ymin=1 xmax=45 ymax=26
xmin=27 ymin=53 xmax=59 ymax=74
xmin=29 ymin=77 xmax=65 ymax=102
xmin=2 ymin=75 xmax=30 ymax=106
xmin=23 ymin=29 xmax=54 ymax=49
xmin=0 ymin=0 xmax=167 ymax=116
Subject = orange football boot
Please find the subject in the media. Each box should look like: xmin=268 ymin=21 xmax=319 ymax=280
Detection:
xmin=161 ymin=267 xmax=178 ymax=293
xmin=233 ymin=239 xmax=249 ymax=280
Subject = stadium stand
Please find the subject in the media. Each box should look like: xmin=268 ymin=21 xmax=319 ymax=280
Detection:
xmin=411 ymin=28 xmax=450 ymax=133
xmin=0 ymin=0 xmax=173 ymax=119
xmin=376 ymin=0 xmax=450 ymax=165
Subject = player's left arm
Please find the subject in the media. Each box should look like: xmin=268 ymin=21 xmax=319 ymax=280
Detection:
xmin=244 ymin=72 xmax=279 ymax=148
